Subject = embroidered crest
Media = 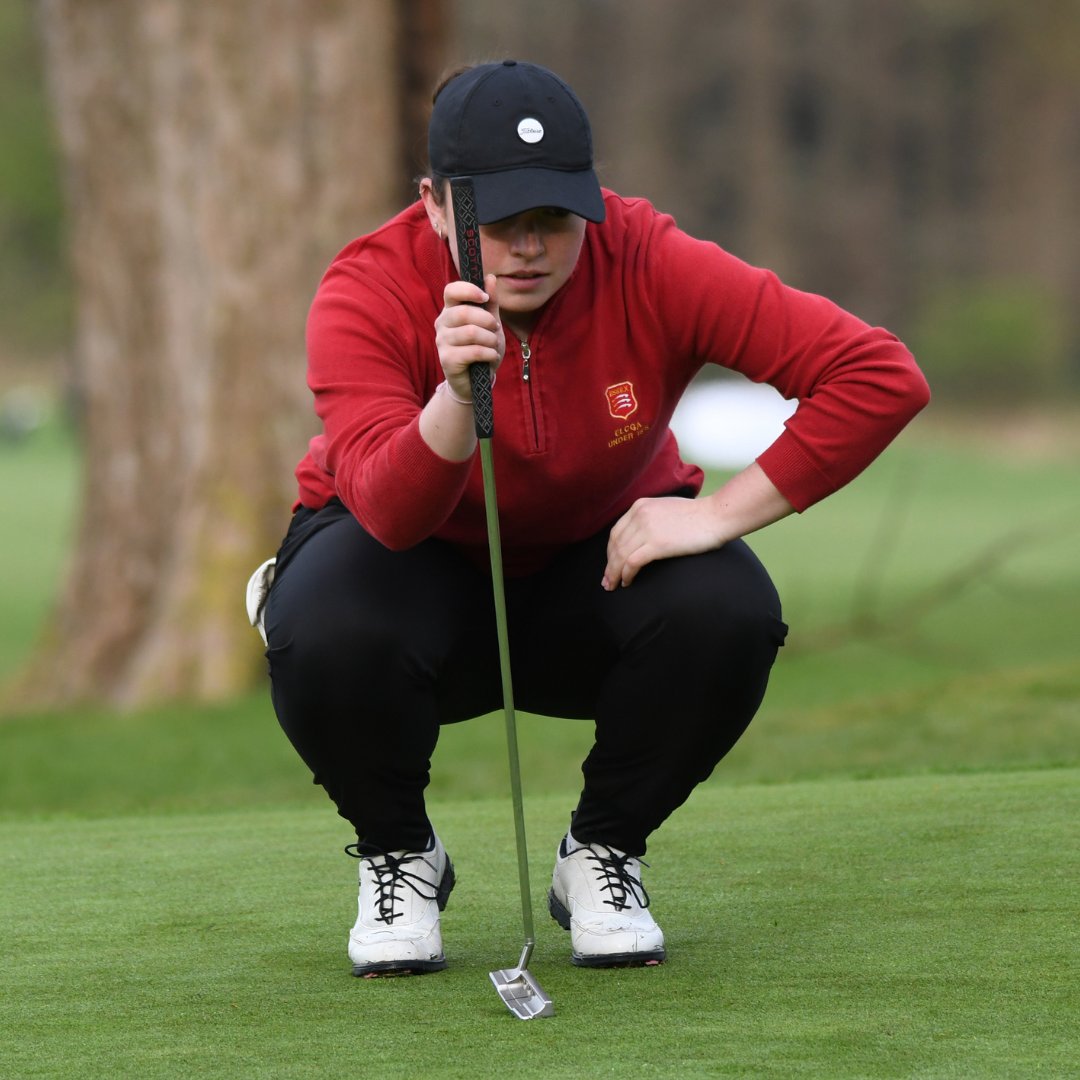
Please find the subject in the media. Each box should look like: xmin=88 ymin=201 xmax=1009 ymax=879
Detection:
xmin=605 ymin=382 xmax=638 ymax=420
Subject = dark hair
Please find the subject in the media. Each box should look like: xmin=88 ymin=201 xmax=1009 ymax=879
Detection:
xmin=432 ymin=64 xmax=475 ymax=105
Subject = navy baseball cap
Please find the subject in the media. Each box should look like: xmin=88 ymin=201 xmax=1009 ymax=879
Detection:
xmin=428 ymin=60 xmax=606 ymax=225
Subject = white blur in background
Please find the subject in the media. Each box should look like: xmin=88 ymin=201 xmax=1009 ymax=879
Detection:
xmin=670 ymin=378 xmax=798 ymax=469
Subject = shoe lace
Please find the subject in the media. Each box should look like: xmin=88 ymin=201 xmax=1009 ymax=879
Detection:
xmin=345 ymin=844 xmax=439 ymax=925
xmin=584 ymin=846 xmax=651 ymax=912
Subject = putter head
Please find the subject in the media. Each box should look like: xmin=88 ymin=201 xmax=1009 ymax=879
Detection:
xmin=489 ymin=965 xmax=555 ymax=1020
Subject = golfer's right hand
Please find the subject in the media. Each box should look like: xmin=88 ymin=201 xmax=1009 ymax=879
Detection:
xmin=434 ymin=274 xmax=505 ymax=401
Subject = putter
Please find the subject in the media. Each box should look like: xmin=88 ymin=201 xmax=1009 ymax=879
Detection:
xmin=450 ymin=176 xmax=555 ymax=1021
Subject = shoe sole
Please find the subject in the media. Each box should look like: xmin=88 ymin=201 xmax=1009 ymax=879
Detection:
xmin=547 ymin=889 xmax=667 ymax=968
xmin=352 ymin=956 xmax=449 ymax=978
xmin=351 ymin=858 xmax=457 ymax=978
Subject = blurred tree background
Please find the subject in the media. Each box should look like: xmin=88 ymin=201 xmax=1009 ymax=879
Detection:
xmin=456 ymin=0 xmax=1080 ymax=401
xmin=0 ymin=3 xmax=67 ymax=357
xmin=0 ymin=0 xmax=1077 ymax=707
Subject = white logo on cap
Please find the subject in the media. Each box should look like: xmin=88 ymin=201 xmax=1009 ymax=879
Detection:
xmin=517 ymin=118 xmax=544 ymax=144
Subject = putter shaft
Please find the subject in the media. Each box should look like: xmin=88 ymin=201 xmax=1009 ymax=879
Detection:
xmin=479 ymin=436 xmax=536 ymax=948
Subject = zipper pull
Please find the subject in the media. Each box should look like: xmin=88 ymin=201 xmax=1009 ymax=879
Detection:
xmin=520 ymin=340 xmax=531 ymax=382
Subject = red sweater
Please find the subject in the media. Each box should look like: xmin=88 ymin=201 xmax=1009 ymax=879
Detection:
xmin=296 ymin=191 xmax=929 ymax=575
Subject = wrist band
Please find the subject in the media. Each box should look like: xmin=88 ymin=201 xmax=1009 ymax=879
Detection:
xmin=437 ymin=371 xmax=496 ymax=406
xmin=437 ymin=380 xmax=472 ymax=405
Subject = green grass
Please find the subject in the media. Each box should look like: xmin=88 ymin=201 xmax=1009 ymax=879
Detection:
xmin=0 ymin=662 xmax=1078 ymax=821
xmin=0 ymin=417 xmax=78 ymax=683
xmin=2 ymin=409 xmax=1079 ymax=1076
xmin=3 ymin=771 xmax=1077 ymax=1078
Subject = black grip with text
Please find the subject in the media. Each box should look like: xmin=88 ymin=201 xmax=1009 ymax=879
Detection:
xmin=449 ymin=176 xmax=494 ymax=439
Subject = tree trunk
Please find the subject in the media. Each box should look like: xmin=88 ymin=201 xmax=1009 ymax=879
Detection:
xmin=26 ymin=0 xmax=445 ymax=707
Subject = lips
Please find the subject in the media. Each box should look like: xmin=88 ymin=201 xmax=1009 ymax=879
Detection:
xmin=499 ymin=271 xmax=549 ymax=293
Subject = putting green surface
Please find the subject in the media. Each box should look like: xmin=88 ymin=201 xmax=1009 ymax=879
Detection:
xmin=4 ymin=767 xmax=1076 ymax=1079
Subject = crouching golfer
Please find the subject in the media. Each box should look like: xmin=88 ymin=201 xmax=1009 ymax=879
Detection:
xmin=256 ymin=60 xmax=929 ymax=976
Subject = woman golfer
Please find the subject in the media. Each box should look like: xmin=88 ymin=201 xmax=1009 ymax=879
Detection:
xmin=258 ymin=60 xmax=929 ymax=976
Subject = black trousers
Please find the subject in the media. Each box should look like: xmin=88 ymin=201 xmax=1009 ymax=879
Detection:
xmin=264 ymin=500 xmax=787 ymax=856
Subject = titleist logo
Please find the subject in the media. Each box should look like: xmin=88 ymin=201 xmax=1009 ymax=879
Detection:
xmin=517 ymin=118 xmax=544 ymax=143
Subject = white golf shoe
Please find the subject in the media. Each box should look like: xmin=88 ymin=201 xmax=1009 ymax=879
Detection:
xmin=347 ymin=832 xmax=455 ymax=977
xmin=548 ymin=831 xmax=666 ymax=967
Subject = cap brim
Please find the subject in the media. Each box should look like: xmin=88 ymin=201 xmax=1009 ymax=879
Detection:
xmin=471 ymin=167 xmax=606 ymax=225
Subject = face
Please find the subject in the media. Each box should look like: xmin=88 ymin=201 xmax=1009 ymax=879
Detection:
xmin=422 ymin=180 xmax=588 ymax=333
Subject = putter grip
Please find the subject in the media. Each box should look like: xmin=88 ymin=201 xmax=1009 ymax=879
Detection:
xmin=469 ymin=361 xmax=494 ymax=439
xmin=450 ymin=176 xmax=494 ymax=439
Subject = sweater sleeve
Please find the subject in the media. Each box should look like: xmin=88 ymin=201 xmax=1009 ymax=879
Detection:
xmin=305 ymin=259 xmax=473 ymax=549
xmin=643 ymin=207 xmax=930 ymax=510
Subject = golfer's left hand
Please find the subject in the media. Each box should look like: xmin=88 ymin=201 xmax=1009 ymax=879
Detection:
xmin=602 ymin=497 xmax=725 ymax=590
